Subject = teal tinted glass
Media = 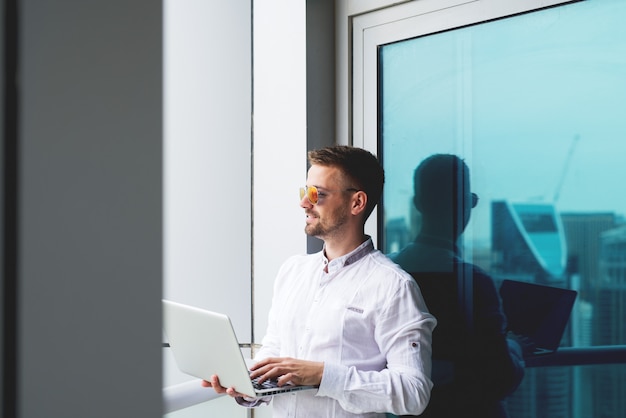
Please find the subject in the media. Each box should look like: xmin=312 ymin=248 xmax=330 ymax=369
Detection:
xmin=380 ymin=1 xmax=626 ymax=416
xmin=381 ymin=0 xmax=626 ymax=256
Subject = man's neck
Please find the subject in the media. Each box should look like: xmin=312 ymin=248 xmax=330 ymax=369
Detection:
xmin=323 ymin=232 xmax=368 ymax=261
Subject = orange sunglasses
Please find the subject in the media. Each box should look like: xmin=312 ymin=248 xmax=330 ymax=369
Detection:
xmin=299 ymin=185 xmax=359 ymax=205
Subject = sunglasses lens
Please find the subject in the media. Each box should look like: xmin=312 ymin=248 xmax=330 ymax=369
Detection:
xmin=308 ymin=186 xmax=318 ymax=204
xmin=300 ymin=186 xmax=318 ymax=204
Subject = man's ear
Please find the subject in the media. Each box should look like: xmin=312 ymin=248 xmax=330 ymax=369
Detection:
xmin=351 ymin=190 xmax=368 ymax=216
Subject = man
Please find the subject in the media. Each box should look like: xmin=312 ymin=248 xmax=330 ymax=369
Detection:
xmin=390 ymin=154 xmax=524 ymax=418
xmin=205 ymin=145 xmax=436 ymax=417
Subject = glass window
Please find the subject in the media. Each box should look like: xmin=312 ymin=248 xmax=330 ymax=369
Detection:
xmin=379 ymin=1 xmax=626 ymax=416
xmin=380 ymin=0 xmax=626 ymax=344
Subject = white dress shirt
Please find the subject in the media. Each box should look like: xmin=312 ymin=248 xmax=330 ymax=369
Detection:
xmin=253 ymin=237 xmax=436 ymax=418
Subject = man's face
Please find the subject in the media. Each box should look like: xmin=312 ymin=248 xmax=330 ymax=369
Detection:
xmin=301 ymin=164 xmax=353 ymax=240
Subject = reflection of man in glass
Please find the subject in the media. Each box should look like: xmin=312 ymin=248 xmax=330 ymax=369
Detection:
xmin=390 ymin=154 xmax=524 ymax=418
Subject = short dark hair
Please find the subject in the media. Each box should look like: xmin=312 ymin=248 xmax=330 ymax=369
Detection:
xmin=413 ymin=153 xmax=470 ymax=216
xmin=307 ymin=145 xmax=385 ymax=220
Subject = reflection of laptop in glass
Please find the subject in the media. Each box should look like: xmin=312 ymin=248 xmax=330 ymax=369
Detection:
xmin=499 ymin=280 xmax=577 ymax=357
xmin=162 ymin=299 xmax=317 ymax=398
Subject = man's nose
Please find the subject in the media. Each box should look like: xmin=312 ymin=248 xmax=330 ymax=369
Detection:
xmin=300 ymin=195 xmax=313 ymax=208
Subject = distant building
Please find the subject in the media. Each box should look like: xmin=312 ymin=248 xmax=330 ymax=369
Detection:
xmin=492 ymin=205 xmax=626 ymax=418
xmin=561 ymin=212 xmax=616 ymax=295
xmin=559 ymin=213 xmax=618 ymax=418
xmin=591 ymin=225 xmax=626 ymax=418
xmin=491 ymin=200 xmax=570 ymax=418
xmin=491 ymin=200 xmax=567 ymax=285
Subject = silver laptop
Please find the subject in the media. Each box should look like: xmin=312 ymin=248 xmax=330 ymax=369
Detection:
xmin=162 ymin=299 xmax=317 ymax=398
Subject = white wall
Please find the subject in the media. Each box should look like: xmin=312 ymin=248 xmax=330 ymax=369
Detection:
xmin=164 ymin=0 xmax=307 ymax=416
xmin=252 ymin=0 xmax=308 ymax=353
xmin=163 ymin=0 xmax=252 ymax=344
xmin=163 ymin=5 xmax=253 ymax=414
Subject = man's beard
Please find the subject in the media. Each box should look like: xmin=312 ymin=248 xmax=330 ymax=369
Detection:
xmin=304 ymin=209 xmax=349 ymax=239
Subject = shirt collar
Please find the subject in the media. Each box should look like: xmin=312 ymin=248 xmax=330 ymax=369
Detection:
xmin=322 ymin=236 xmax=375 ymax=273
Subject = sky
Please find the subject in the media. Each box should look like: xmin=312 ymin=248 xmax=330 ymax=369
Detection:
xmin=380 ymin=0 xmax=626 ymax=245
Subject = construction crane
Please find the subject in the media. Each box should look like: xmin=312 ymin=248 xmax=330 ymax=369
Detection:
xmin=553 ymin=134 xmax=580 ymax=204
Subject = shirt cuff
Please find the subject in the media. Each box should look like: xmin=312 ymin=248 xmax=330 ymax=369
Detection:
xmin=235 ymin=395 xmax=272 ymax=408
xmin=317 ymin=362 xmax=348 ymax=398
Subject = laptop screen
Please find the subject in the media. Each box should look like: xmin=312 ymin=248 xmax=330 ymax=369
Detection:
xmin=499 ymin=280 xmax=577 ymax=354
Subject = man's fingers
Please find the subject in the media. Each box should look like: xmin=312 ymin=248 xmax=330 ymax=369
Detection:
xmin=207 ymin=375 xmax=228 ymax=394
xmin=249 ymin=357 xmax=277 ymax=370
xmin=226 ymin=387 xmax=246 ymax=397
xmin=204 ymin=375 xmax=248 ymax=398
xmin=249 ymin=358 xmax=323 ymax=386
xmin=278 ymin=372 xmax=296 ymax=386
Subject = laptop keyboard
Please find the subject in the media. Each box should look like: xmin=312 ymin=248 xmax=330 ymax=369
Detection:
xmin=251 ymin=376 xmax=281 ymax=390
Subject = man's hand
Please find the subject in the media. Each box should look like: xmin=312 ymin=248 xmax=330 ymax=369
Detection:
xmin=202 ymin=375 xmax=248 ymax=398
xmin=507 ymin=331 xmax=536 ymax=357
xmin=250 ymin=357 xmax=324 ymax=387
